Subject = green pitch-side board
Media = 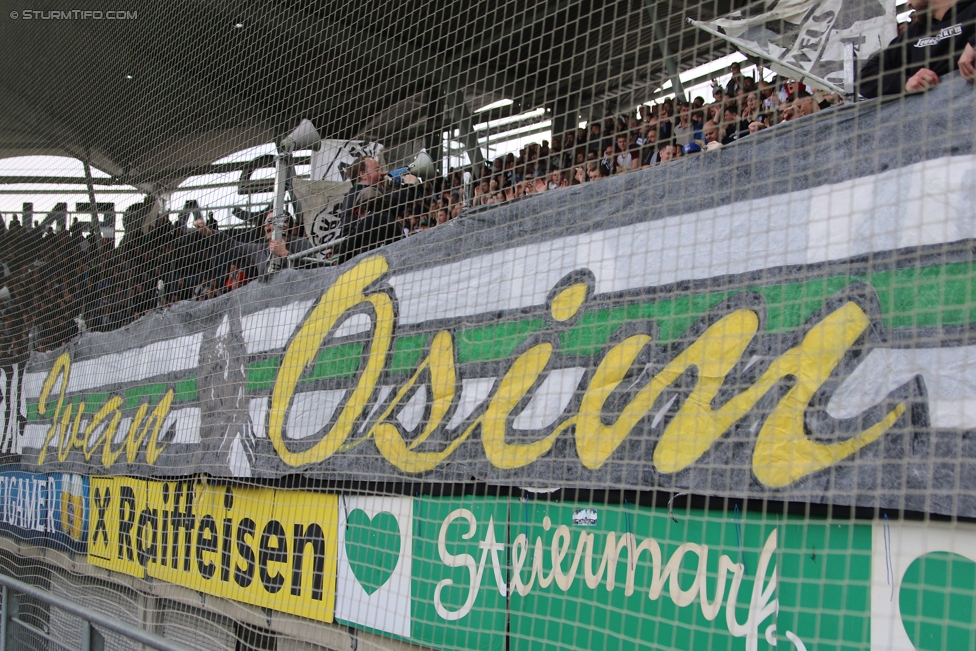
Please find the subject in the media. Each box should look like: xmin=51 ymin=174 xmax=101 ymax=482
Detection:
xmin=506 ymin=502 xmax=871 ymax=651
xmin=395 ymin=497 xmax=871 ymax=651
xmin=354 ymin=497 xmax=972 ymax=651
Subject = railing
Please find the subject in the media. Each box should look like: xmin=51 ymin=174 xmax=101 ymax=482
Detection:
xmin=0 ymin=573 xmax=196 ymax=651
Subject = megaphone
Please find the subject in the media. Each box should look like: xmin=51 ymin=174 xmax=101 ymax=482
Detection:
xmin=388 ymin=150 xmax=437 ymax=182
xmin=279 ymin=119 xmax=322 ymax=153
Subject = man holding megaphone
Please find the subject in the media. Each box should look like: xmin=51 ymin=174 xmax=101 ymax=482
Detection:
xmin=333 ymin=153 xmax=430 ymax=263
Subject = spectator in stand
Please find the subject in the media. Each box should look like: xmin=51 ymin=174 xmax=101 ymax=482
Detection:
xmin=473 ymin=179 xmax=487 ymax=206
xmin=503 ymin=153 xmax=516 ymax=185
xmin=562 ymin=131 xmax=577 ymax=169
xmin=640 ymin=127 xmax=659 ymax=165
xmin=436 ymin=208 xmax=450 ymax=225
xmin=711 ymin=85 xmax=725 ymax=106
xmin=672 ymin=100 xmax=699 ymax=146
xmin=641 ymin=141 xmax=660 ymax=167
xmin=614 ymin=134 xmax=639 ymax=173
xmin=628 ymin=128 xmax=642 ymax=151
xmin=781 ymin=90 xmax=819 ymax=121
xmin=338 ymin=156 xmax=380 ymax=236
xmin=587 ymin=122 xmax=604 ymax=155
xmin=703 ymin=121 xmax=723 ymax=151
xmin=491 ymin=157 xmax=504 ymax=186
xmin=400 ymin=206 xmax=415 ymax=235
xmin=690 ymin=109 xmax=705 ymax=140
xmin=658 ymin=102 xmax=675 ymax=141
xmin=225 ymin=262 xmax=247 ymax=291
xmin=586 ymin=160 xmax=601 ymax=181
xmin=720 ymin=101 xmax=750 ymax=144
xmin=741 ymin=92 xmax=770 ymax=132
xmin=741 ymin=76 xmax=757 ymax=97
xmin=759 ymin=79 xmax=780 ymax=114
xmin=658 ymin=143 xmax=677 ymax=163
xmin=725 ymin=61 xmax=746 ymax=97
xmin=333 ymin=156 xmax=415 ymax=263
xmin=547 ymin=169 xmax=561 ymax=190
xmin=859 ymin=0 xmax=976 ymax=97
xmin=240 ymin=211 xmax=312 ymax=276
xmin=547 ymin=135 xmax=564 ymax=172
xmin=600 ymin=144 xmax=615 ymax=176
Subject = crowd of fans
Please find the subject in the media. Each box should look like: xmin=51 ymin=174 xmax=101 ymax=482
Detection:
xmin=0 ymin=206 xmax=294 ymax=354
xmin=0 ymin=69 xmax=839 ymax=353
xmin=397 ymin=69 xmax=840 ymax=234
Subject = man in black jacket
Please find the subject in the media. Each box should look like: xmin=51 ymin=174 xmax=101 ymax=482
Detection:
xmin=333 ymin=156 xmax=416 ymax=264
xmin=859 ymin=0 xmax=976 ymax=97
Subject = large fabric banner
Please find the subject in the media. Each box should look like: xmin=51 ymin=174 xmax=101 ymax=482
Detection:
xmin=15 ymin=78 xmax=976 ymax=518
xmin=693 ymin=0 xmax=898 ymax=89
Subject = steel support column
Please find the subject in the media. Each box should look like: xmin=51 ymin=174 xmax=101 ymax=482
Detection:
xmin=644 ymin=0 xmax=685 ymax=102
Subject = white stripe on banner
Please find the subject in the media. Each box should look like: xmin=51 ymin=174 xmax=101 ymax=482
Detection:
xmin=390 ymin=154 xmax=976 ymax=324
xmin=241 ymin=300 xmax=315 ymax=354
xmin=22 ymin=334 xmax=203 ymax=400
xmin=829 ymin=346 xmax=976 ymax=429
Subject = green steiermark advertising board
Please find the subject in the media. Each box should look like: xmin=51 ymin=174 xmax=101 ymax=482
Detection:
xmin=332 ymin=496 xmax=976 ymax=651
xmin=508 ymin=501 xmax=870 ymax=651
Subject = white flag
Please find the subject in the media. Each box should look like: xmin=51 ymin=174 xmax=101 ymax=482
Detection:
xmin=694 ymin=0 xmax=898 ymax=90
xmin=292 ymin=178 xmax=350 ymax=256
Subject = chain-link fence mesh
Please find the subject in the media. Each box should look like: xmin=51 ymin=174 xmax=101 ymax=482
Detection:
xmin=0 ymin=0 xmax=974 ymax=649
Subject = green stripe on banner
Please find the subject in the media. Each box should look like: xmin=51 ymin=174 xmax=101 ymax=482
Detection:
xmin=174 ymin=378 xmax=198 ymax=403
xmin=248 ymin=358 xmax=280 ymax=392
xmin=389 ymin=334 xmax=427 ymax=375
xmin=457 ymin=318 xmax=546 ymax=364
xmin=124 ymin=385 xmax=164 ymax=411
xmin=305 ymin=342 xmax=364 ymax=382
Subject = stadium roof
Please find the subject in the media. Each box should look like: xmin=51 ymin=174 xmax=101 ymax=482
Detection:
xmin=0 ymin=0 xmax=734 ymax=191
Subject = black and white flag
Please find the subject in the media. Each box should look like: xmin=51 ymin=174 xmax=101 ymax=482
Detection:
xmin=692 ymin=0 xmax=898 ymax=91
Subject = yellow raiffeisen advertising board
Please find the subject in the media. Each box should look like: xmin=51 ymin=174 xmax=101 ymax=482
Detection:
xmin=88 ymin=477 xmax=338 ymax=623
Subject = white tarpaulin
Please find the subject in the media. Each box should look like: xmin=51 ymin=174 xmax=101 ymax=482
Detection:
xmin=692 ymin=0 xmax=897 ymax=90
xmin=309 ymin=139 xmax=385 ymax=182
